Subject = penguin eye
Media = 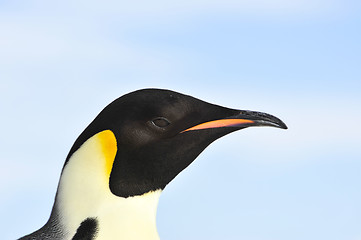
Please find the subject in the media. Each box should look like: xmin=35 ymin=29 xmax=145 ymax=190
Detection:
xmin=151 ymin=117 xmax=170 ymax=128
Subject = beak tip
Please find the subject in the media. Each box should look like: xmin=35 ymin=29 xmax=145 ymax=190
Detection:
xmin=279 ymin=122 xmax=288 ymax=130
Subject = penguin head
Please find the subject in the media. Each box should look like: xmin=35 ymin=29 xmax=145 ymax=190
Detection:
xmin=64 ymin=88 xmax=287 ymax=198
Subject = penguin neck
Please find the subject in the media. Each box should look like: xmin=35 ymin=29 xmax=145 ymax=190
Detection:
xmin=55 ymin=189 xmax=161 ymax=240
xmin=55 ymin=130 xmax=161 ymax=240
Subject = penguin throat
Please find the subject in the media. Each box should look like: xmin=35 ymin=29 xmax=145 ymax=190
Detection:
xmin=56 ymin=131 xmax=161 ymax=240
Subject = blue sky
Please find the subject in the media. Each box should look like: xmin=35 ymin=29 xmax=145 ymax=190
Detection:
xmin=1 ymin=1 xmax=360 ymax=239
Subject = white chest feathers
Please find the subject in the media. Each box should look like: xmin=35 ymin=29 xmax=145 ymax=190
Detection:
xmin=56 ymin=130 xmax=161 ymax=240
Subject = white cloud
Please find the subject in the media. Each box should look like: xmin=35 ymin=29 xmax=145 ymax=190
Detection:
xmin=0 ymin=0 xmax=348 ymax=76
xmin=1 ymin=0 xmax=347 ymax=26
xmin=67 ymin=0 xmax=344 ymax=19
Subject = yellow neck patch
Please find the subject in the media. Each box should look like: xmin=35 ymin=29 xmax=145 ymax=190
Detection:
xmin=97 ymin=130 xmax=117 ymax=178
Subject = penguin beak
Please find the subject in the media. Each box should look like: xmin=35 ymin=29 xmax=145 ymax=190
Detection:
xmin=181 ymin=110 xmax=287 ymax=133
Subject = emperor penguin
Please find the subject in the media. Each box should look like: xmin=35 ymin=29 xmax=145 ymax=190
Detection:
xmin=19 ymin=88 xmax=287 ymax=240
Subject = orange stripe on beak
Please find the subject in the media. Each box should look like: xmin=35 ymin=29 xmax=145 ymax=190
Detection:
xmin=181 ymin=119 xmax=254 ymax=133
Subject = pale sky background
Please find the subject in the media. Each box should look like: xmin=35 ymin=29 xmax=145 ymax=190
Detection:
xmin=1 ymin=1 xmax=361 ymax=239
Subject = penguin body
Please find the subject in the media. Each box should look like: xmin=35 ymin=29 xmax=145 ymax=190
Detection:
xmin=19 ymin=89 xmax=287 ymax=240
